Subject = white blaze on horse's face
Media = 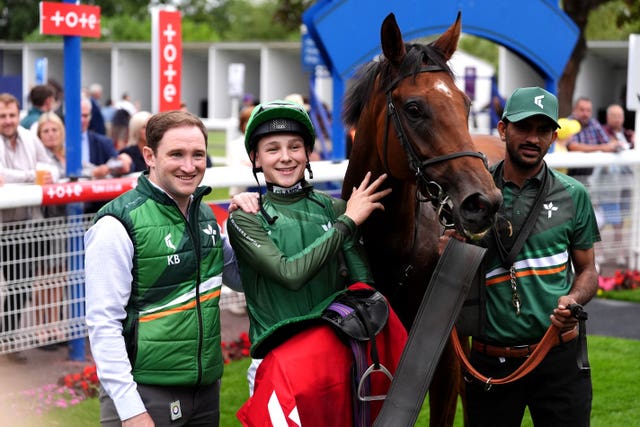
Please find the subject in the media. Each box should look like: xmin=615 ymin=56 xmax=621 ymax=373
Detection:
xmin=433 ymin=80 xmax=454 ymax=98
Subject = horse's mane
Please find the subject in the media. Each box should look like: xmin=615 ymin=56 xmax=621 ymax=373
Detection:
xmin=343 ymin=42 xmax=454 ymax=128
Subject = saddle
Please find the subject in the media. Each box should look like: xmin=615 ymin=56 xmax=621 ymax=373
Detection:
xmin=238 ymin=284 xmax=406 ymax=427
xmin=322 ymin=286 xmax=389 ymax=342
xmin=322 ymin=284 xmax=394 ymax=427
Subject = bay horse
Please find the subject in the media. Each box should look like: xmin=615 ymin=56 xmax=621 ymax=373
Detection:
xmin=472 ymin=133 xmax=506 ymax=166
xmin=341 ymin=13 xmax=503 ymax=426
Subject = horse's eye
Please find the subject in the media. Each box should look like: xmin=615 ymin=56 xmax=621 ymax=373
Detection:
xmin=404 ymin=102 xmax=422 ymax=119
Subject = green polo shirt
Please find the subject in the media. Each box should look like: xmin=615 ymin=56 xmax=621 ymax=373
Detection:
xmin=481 ymin=162 xmax=600 ymax=345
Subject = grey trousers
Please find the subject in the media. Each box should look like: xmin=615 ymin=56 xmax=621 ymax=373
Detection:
xmin=99 ymin=380 xmax=221 ymax=426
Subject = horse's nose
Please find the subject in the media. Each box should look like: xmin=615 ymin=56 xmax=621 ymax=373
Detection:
xmin=459 ymin=192 xmax=502 ymax=234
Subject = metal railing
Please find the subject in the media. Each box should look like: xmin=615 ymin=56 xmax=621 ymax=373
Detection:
xmin=0 ymin=212 xmax=246 ymax=356
xmin=0 ymin=157 xmax=638 ymax=355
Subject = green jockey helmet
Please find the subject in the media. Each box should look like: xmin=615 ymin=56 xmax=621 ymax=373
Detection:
xmin=244 ymin=100 xmax=315 ymax=155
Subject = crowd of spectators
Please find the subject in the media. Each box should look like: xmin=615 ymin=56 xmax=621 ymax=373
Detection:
xmin=565 ymin=97 xmax=635 ymax=265
xmin=0 ymin=82 xmax=139 ymax=363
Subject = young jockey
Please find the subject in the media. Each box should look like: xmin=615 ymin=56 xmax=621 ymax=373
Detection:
xmin=227 ymin=100 xmax=406 ymax=426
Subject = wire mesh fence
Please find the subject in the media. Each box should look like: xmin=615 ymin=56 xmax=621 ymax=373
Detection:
xmin=576 ymin=170 xmax=635 ymax=269
xmin=0 ymin=212 xmax=246 ymax=355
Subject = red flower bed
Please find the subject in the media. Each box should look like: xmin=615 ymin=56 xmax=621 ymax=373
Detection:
xmin=221 ymin=331 xmax=251 ymax=364
xmin=60 ymin=364 xmax=100 ymax=398
xmin=599 ymin=269 xmax=640 ymax=291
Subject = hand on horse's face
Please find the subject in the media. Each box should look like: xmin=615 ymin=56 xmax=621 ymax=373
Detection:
xmin=344 ymin=172 xmax=392 ymax=226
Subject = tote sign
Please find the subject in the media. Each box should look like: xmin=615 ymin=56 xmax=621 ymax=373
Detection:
xmin=39 ymin=2 xmax=101 ymax=38
xmin=152 ymin=8 xmax=182 ymax=112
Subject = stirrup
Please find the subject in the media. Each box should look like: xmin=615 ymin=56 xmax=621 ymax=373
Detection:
xmin=357 ymin=363 xmax=393 ymax=402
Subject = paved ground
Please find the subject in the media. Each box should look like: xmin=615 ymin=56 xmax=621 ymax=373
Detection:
xmin=0 ymin=298 xmax=637 ymax=400
xmin=584 ymin=297 xmax=640 ymax=340
xmin=0 ymin=308 xmax=250 ymax=394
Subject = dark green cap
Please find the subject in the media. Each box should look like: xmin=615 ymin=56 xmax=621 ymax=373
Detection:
xmin=502 ymin=87 xmax=560 ymax=128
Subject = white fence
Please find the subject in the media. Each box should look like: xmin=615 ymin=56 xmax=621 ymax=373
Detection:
xmin=0 ymin=154 xmax=638 ymax=355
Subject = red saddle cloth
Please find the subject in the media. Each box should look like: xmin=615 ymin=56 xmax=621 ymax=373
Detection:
xmin=237 ymin=285 xmax=407 ymax=427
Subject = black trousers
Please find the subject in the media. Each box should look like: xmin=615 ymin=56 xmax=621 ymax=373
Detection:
xmin=465 ymin=338 xmax=592 ymax=427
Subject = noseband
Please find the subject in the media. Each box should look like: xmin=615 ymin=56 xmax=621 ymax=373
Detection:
xmin=383 ymin=64 xmax=488 ymax=227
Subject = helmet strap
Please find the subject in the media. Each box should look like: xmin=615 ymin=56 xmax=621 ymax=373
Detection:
xmin=305 ymin=152 xmax=313 ymax=179
xmin=250 ymin=157 xmax=277 ymax=225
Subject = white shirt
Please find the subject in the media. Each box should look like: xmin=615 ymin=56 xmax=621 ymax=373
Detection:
xmin=0 ymin=126 xmax=53 ymax=184
xmin=0 ymin=126 xmax=54 ymax=220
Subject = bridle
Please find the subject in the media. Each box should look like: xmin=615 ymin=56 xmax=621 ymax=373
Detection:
xmin=382 ymin=64 xmax=488 ymax=227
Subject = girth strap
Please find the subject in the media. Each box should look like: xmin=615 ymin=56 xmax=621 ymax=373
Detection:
xmin=323 ymin=286 xmax=393 ymax=427
xmin=325 ymin=301 xmax=371 ymax=427
xmin=373 ymin=238 xmax=486 ymax=427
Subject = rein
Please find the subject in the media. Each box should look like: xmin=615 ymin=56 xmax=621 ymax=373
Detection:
xmin=383 ymin=65 xmax=488 ymax=227
xmin=451 ymin=325 xmax=559 ymax=389
xmin=451 ymin=304 xmax=589 ymax=389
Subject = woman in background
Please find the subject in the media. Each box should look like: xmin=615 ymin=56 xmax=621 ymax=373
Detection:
xmin=34 ymin=112 xmax=67 ymax=346
xmin=37 ymin=112 xmax=65 ymax=183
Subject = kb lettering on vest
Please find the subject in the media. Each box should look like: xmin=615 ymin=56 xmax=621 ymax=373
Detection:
xmin=167 ymin=254 xmax=181 ymax=265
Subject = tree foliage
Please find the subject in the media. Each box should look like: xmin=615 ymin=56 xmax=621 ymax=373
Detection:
xmin=459 ymin=36 xmax=499 ymax=71
xmin=3 ymin=0 xmax=638 ymax=45
xmin=557 ymin=0 xmax=628 ymax=115
xmin=0 ymin=0 xmax=41 ymax=40
xmin=273 ymin=0 xmax=313 ymax=31
xmin=2 ymin=0 xmax=297 ymax=42
xmin=586 ymin=0 xmax=640 ymax=39
xmin=224 ymin=0 xmax=298 ymax=41
xmin=2 ymin=0 xmax=639 ymax=115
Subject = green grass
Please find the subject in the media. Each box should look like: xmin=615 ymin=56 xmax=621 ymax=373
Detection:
xmin=205 ymin=130 xmax=233 ymax=202
xmin=598 ymin=287 xmax=640 ymax=303
xmin=415 ymin=334 xmax=640 ymax=426
xmin=206 ymin=186 xmax=232 ymax=202
xmin=220 ymin=358 xmax=251 ymax=426
xmin=17 ymin=336 xmax=640 ymax=426
xmin=208 ymin=130 xmax=226 ymax=159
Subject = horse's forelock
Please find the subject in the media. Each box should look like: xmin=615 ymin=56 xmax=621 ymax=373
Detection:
xmin=343 ymin=61 xmax=383 ymax=127
xmin=404 ymin=44 xmax=453 ymax=79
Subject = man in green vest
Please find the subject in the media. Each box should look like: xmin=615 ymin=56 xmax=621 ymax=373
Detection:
xmin=85 ymin=110 xmax=241 ymax=426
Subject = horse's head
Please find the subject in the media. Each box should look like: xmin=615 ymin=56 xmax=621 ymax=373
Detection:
xmin=345 ymin=12 xmax=502 ymax=239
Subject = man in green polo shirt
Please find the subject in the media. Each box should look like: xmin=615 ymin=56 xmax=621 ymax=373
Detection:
xmin=446 ymin=87 xmax=600 ymax=426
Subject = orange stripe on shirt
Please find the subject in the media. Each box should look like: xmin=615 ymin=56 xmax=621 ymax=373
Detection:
xmin=485 ymin=264 xmax=567 ymax=287
xmin=139 ymin=289 xmax=221 ymax=323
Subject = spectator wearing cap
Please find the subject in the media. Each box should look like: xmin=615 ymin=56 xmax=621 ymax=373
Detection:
xmin=242 ymin=93 xmax=256 ymax=107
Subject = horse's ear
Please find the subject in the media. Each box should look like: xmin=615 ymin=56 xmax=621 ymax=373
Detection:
xmin=431 ymin=11 xmax=462 ymax=62
xmin=381 ymin=13 xmax=406 ymax=67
